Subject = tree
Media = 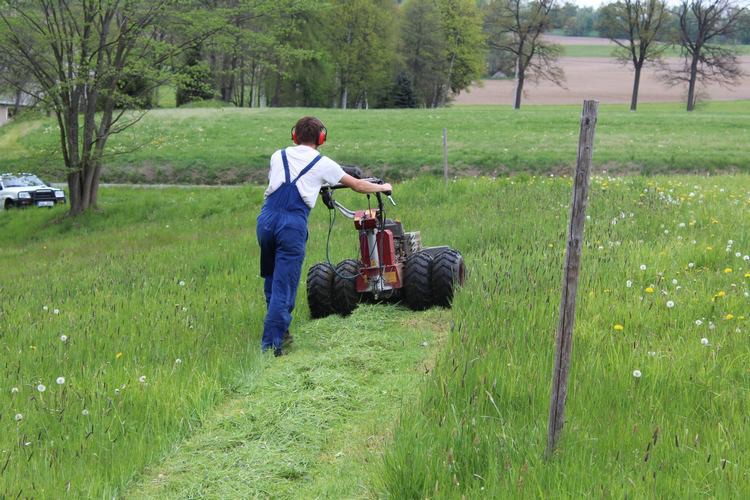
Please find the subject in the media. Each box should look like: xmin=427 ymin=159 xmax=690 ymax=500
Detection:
xmin=399 ymin=0 xmax=485 ymax=107
xmin=0 ymin=1 xmax=176 ymax=215
xmin=485 ymin=0 xmax=564 ymax=109
xmin=666 ymin=0 xmax=747 ymax=111
xmin=598 ymin=0 xmax=668 ymax=111
xmin=326 ymin=0 xmax=398 ymax=109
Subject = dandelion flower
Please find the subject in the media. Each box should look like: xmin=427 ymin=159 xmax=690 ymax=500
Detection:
xmin=645 ymin=287 xmax=655 ymax=293
xmin=11 ymin=387 xmax=19 ymax=394
xmin=37 ymin=384 xmax=46 ymax=393
xmin=56 ymin=377 xmax=65 ymax=385
xmin=716 ymin=291 xmax=726 ymax=298
xmin=725 ymin=313 xmax=734 ymax=320
xmin=60 ymin=335 xmax=68 ymax=343
xmin=139 ymin=375 xmax=147 ymax=384
xmin=626 ymin=280 xmax=633 ymax=288
xmin=724 ymin=268 xmax=733 ymax=274
xmin=116 ymin=352 xmax=123 ymax=359
xmin=14 ymin=414 xmax=23 ymax=422
xmin=613 ymin=324 xmax=624 ymax=331
xmin=633 ymin=370 xmax=642 ymax=378
xmin=701 ymin=338 xmax=710 ymax=346
xmin=640 ymin=264 xmax=647 ymax=271
xmin=82 ymin=409 xmax=90 ymax=416
xmin=666 ymin=300 xmax=675 ymax=308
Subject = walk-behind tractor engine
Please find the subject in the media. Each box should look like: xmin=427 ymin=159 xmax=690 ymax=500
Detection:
xmin=306 ymin=167 xmax=466 ymax=318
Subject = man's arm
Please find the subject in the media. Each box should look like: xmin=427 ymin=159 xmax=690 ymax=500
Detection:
xmin=339 ymin=174 xmax=392 ymax=194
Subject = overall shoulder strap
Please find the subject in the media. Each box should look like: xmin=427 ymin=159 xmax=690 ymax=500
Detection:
xmin=280 ymin=149 xmax=291 ymax=184
xmin=292 ymin=155 xmax=322 ymax=185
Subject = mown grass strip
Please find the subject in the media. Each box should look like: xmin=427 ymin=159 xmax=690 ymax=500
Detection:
xmin=128 ymin=308 xmax=449 ymax=498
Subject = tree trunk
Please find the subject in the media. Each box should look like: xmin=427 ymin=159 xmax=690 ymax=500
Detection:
xmin=630 ymin=65 xmax=642 ymax=111
xmin=686 ymin=52 xmax=700 ymax=112
xmin=513 ymin=60 xmax=525 ymax=110
xmin=341 ymin=86 xmax=348 ymax=109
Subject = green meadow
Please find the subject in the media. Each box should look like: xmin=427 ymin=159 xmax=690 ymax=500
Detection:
xmin=561 ymin=43 xmax=750 ymax=58
xmin=2 ymin=174 xmax=750 ymax=497
xmin=1 ymin=101 xmax=749 ymax=184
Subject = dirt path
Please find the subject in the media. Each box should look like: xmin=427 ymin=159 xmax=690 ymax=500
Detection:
xmin=455 ymin=56 xmax=750 ymax=106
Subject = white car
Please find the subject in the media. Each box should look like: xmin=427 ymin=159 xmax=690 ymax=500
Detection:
xmin=1 ymin=173 xmax=66 ymax=209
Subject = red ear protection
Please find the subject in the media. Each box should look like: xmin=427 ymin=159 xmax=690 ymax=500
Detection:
xmin=291 ymin=126 xmax=327 ymax=146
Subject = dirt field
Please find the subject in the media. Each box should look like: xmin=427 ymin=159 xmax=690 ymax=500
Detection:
xmin=456 ymin=36 xmax=750 ymax=105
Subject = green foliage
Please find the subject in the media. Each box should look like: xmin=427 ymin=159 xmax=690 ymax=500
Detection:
xmin=175 ymin=47 xmax=216 ymax=106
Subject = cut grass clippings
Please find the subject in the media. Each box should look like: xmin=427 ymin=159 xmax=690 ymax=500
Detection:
xmin=129 ymin=307 xmax=449 ymax=498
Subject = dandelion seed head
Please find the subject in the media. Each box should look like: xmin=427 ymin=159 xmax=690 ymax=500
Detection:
xmin=647 ymin=351 xmax=657 ymax=357
xmin=672 ymin=279 xmax=678 ymax=285
xmin=178 ymin=280 xmax=186 ymax=287
xmin=175 ymin=358 xmax=182 ymax=364
xmin=139 ymin=375 xmax=147 ymax=384
xmin=640 ymin=264 xmax=647 ymax=271
xmin=688 ymin=262 xmax=695 ymax=268
xmin=14 ymin=413 xmax=23 ymax=422
xmin=37 ymin=384 xmax=46 ymax=393
xmin=701 ymin=338 xmax=710 ymax=346
xmin=633 ymin=370 xmax=642 ymax=378
xmin=666 ymin=300 xmax=675 ymax=308
xmin=42 ymin=305 xmax=48 ymax=311
xmin=53 ymin=309 xmax=60 ymax=315
xmin=82 ymin=409 xmax=89 ymax=416
xmin=736 ymin=252 xmax=742 ymax=258
xmin=114 ymin=388 xmax=121 ymax=396
xmin=626 ymin=280 xmax=633 ymax=288
xmin=60 ymin=335 xmax=68 ymax=343
xmin=695 ymin=319 xmax=703 ymax=326
xmin=56 ymin=377 xmax=65 ymax=385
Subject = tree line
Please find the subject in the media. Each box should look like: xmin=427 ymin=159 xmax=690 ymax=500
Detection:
xmin=0 ymin=0 xmax=748 ymax=215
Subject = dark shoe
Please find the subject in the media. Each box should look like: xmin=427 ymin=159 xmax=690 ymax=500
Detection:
xmin=273 ymin=347 xmax=284 ymax=357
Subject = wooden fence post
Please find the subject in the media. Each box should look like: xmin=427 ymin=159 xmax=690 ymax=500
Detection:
xmin=546 ymin=100 xmax=599 ymax=458
xmin=442 ymin=127 xmax=449 ymax=184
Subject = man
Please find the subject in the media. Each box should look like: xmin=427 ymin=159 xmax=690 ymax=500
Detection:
xmin=257 ymin=116 xmax=392 ymax=356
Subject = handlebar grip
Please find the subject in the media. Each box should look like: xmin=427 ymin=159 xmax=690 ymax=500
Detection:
xmin=384 ymin=190 xmax=392 ymax=196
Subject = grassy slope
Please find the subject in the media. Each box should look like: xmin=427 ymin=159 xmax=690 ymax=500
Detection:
xmin=3 ymin=175 xmax=750 ymax=497
xmin=1 ymin=101 xmax=749 ymax=184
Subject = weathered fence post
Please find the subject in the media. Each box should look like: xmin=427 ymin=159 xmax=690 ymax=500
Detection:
xmin=546 ymin=100 xmax=599 ymax=458
xmin=442 ymin=127 xmax=449 ymax=184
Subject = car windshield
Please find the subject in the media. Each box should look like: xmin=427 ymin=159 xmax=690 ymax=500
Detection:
xmin=1 ymin=174 xmax=46 ymax=188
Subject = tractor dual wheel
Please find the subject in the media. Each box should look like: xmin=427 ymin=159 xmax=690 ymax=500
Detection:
xmin=307 ymin=263 xmax=335 ymax=318
xmin=431 ymin=249 xmax=466 ymax=307
xmin=333 ymin=259 xmax=362 ymax=316
xmin=403 ymin=250 xmax=433 ymax=311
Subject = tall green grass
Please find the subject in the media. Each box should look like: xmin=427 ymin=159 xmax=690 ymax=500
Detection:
xmin=2 ymin=175 xmax=750 ymax=496
xmin=379 ymin=175 xmax=750 ymax=497
xmin=562 ymin=43 xmax=750 ymax=57
xmin=1 ymin=102 xmax=749 ymax=184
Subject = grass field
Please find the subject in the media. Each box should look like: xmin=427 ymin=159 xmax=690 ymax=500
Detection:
xmin=2 ymin=175 xmax=750 ymax=496
xmin=561 ymin=43 xmax=750 ymax=57
xmin=1 ymin=101 xmax=749 ymax=184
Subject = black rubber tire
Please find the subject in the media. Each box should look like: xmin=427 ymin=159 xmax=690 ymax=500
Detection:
xmin=307 ymin=263 xmax=335 ymax=319
xmin=431 ymin=249 xmax=466 ymax=308
xmin=403 ymin=250 xmax=433 ymax=311
xmin=333 ymin=259 xmax=362 ymax=316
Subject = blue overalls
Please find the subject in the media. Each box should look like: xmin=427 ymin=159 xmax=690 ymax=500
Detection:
xmin=257 ymin=149 xmax=322 ymax=351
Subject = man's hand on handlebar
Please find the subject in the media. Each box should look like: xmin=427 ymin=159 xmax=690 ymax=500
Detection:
xmin=338 ymin=174 xmax=393 ymax=195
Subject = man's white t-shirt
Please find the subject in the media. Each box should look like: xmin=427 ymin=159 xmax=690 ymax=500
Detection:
xmin=264 ymin=145 xmax=346 ymax=209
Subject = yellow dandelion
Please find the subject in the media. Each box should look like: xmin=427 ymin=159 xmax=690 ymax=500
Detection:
xmin=613 ymin=324 xmax=624 ymax=331
xmin=725 ymin=314 xmax=734 ymax=320
xmin=645 ymin=287 xmax=655 ymax=293
xmin=724 ymin=268 xmax=733 ymax=273
xmin=744 ymin=273 xmax=750 ymax=278
xmin=715 ymin=291 xmax=726 ymax=298
xmin=116 ymin=352 xmax=123 ymax=359
xmin=706 ymin=246 xmax=714 ymax=251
